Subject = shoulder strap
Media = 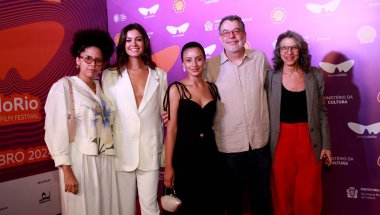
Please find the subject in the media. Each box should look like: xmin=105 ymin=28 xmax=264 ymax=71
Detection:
xmin=207 ymin=81 xmax=220 ymax=100
xmin=163 ymin=82 xmax=190 ymax=120
xmin=63 ymin=77 xmax=76 ymax=121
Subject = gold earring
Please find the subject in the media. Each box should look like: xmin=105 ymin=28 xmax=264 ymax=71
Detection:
xmin=76 ymin=64 xmax=80 ymax=69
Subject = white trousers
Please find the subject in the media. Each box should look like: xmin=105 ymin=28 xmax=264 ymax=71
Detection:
xmin=117 ymin=169 xmax=160 ymax=215
xmin=59 ymin=144 xmax=119 ymax=215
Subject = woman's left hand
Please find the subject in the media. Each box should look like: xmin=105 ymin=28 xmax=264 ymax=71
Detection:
xmin=320 ymin=149 xmax=332 ymax=166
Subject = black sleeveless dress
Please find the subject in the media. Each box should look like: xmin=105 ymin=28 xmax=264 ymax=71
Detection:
xmin=163 ymin=81 xmax=224 ymax=215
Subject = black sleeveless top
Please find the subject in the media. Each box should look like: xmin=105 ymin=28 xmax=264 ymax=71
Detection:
xmin=280 ymin=84 xmax=308 ymax=123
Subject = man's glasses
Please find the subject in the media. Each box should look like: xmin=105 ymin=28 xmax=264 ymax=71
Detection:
xmin=220 ymin=28 xmax=243 ymax=37
xmin=280 ymin=45 xmax=299 ymax=53
xmin=79 ymin=55 xmax=103 ymax=66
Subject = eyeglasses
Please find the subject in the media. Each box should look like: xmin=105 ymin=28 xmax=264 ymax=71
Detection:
xmin=220 ymin=28 xmax=243 ymax=37
xmin=79 ymin=55 xmax=103 ymax=66
xmin=280 ymin=45 xmax=299 ymax=53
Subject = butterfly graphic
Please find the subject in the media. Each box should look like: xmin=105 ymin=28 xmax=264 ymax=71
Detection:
xmin=166 ymin=23 xmax=190 ymax=35
xmin=306 ymin=0 xmax=341 ymax=14
xmin=152 ymin=46 xmax=180 ymax=73
xmin=204 ymin=44 xmax=217 ymax=56
xmin=0 ymin=21 xmax=64 ymax=80
xmin=138 ymin=4 xmax=159 ymax=16
xmin=319 ymin=60 xmax=354 ymax=74
xmin=347 ymin=122 xmax=380 ymax=135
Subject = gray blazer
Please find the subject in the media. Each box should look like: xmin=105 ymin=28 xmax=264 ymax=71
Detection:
xmin=265 ymin=67 xmax=331 ymax=160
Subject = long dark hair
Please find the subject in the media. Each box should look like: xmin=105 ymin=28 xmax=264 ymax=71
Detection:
xmin=115 ymin=23 xmax=157 ymax=75
xmin=272 ymin=30 xmax=311 ymax=71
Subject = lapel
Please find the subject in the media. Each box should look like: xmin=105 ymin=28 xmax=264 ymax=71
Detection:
xmin=71 ymin=76 xmax=102 ymax=106
xmin=272 ymin=69 xmax=282 ymax=125
xmin=304 ymin=71 xmax=315 ymax=119
xmin=138 ymin=68 xmax=159 ymax=113
xmin=114 ymin=68 xmax=139 ymax=113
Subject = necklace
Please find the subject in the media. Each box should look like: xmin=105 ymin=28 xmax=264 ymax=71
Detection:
xmin=127 ymin=65 xmax=146 ymax=70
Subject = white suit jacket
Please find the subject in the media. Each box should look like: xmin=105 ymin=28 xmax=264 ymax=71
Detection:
xmin=102 ymin=67 xmax=167 ymax=172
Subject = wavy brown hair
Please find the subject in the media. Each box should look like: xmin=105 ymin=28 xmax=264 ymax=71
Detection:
xmin=114 ymin=23 xmax=157 ymax=76
xmin=272 ymin=30 xmax=311 ymax=71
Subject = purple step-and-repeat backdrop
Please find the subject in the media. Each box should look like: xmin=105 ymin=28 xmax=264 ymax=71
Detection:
xmin=106 ymin=0 xmax=380 ymax=214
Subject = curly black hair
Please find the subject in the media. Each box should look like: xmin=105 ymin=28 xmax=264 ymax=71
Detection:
xmin=70 ymin=29 xmax=115 ymax=61
xmin=272 ymin=30 xmax=311 ymax=71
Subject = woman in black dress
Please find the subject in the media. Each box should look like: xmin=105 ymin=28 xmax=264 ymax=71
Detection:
xmin=163 ymin=41 xmax=224 ymax=214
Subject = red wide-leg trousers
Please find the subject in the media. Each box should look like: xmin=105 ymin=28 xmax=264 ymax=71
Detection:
xmin=271 ymin=122 xmax=322 ymax=215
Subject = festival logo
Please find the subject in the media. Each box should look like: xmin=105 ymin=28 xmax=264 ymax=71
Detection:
xmin=357 ymin=25 xmax=377 ymax=44
xmin=0 ymin=21 xmax=64 ymax=80
xmin=113 ymin=13 xmax=127 ymax=23
xmin=166 ymin=23 xmax=190 ymax=37
xmin=0 ymin=93 xmax=42 ymax=126
xmin=306 ymin=0 xmax=341 ymax=14
xmin=346 ymin=187 xmax=358 ymax=198
xmin=152 ymin=46 xmax=181 ymax=73
xmin=173 ymin=0 xmax=185 ymax=13
xmin=319 ymin=60 xmax=354 ymax=74
xmin=204 ymin=44 xmax=217 ymax=57
xmin=200 ymin=0 xmax=220 ymax=4
xmin=138 ymin=4 xmax=159 ymax=17
xmin=347 ymin=122 xmax=380 ymax=138
xmin=271 ymin=7 xmax=286 ymax=23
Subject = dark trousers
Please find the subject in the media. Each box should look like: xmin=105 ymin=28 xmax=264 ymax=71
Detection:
xmin=221 ymin=144 xmax=272 ymax=215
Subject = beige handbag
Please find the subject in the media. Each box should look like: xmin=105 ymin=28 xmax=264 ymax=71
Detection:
xmin=161 ymin=187 xmax=182 ymax=212
xmin=64 ymin=77 xmax=77 ymax=143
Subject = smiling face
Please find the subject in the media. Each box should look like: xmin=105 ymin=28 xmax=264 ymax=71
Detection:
xmin=76 ymin=46 xmax=103 ymax=80
xmin=279 ymin=37 xmax=300 ymax=67
xmin=219 ymin=20 xmax=246 ymax=53
xmin=182 ymin=47 xmax=206 ymax=78
xmin=124 ymin=29 xmax=145 ymax=58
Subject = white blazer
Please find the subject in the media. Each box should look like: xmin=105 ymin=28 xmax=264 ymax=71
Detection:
xmin=102 ymin=67 xmax=167 ymax=172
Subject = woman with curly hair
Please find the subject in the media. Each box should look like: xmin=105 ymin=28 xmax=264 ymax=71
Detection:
xmin=102 ymin=23 xmax=167 ymax=215
xmin=266 ymin=30 xmax=332 ymax=215
xmin=44 ymin=29 xmax=118 ymax=215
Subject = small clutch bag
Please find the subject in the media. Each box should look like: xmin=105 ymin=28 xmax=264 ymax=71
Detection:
xmin=161 ymin=187 xmax=182 ymax=212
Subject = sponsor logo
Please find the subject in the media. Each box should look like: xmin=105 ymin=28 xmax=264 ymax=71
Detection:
xmin=204 ymin=21 xmax=213 ymax=31
xmin=173 ymin=0 xmax=185 ymax=13
xmin=347 ymin=187 xmax=358 ymax=198
xmin=271 ymin=7 xmax=286 ymax=23
xmin=357 ymin=25 xmax=377 ymax=44
xmin=319 ymin=60 xmax=354 ymax=76
xmin=332 ymin=156 xmax=354 ymax=166
xmin=138 ymin=4 xmax=159 ymax=17
xmin=324 ymin=94 xmax=354 ymax=105
xmin=204 ymin=44 xmax=216 ymax=57
xmin=113 ymin=13 xmax=127 ymax=23
xmin=166 ymin=23 xmax=189 ymax=37
xmin=200 ymin=0 xmax=220 ymax=4
xmin=39 ymin=192 xmax=51 ymax=204
xmin=348 ymin=122 xmax=380 ymax=135
xmin=362 ymin=0 xmax=380 ymax=8
xmin=306 ymin=0 xmax=341 ymax=14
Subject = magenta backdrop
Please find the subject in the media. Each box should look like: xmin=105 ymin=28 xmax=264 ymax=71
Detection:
xmin=107 ymin=0 xmax=380 ymax=214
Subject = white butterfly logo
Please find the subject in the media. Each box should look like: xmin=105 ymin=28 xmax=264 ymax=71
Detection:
xmin=204 ymin=44 xmax=216 ymax=56
xmin=348 ymin=122 xmax=380 ymax=135
xmin=319 ymin=60 xmax=354 ymax=74
xmin=138 ymin=4 xmax=159 ymax=16
xmin=306 ymin=0 xmax=341 ymax=14
xmin=166 ymin=23 xmax=190 ymax=35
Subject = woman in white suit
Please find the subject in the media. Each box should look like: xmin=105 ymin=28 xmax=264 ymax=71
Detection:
xmin=102 ymin=23 xmax=167 ymax=215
